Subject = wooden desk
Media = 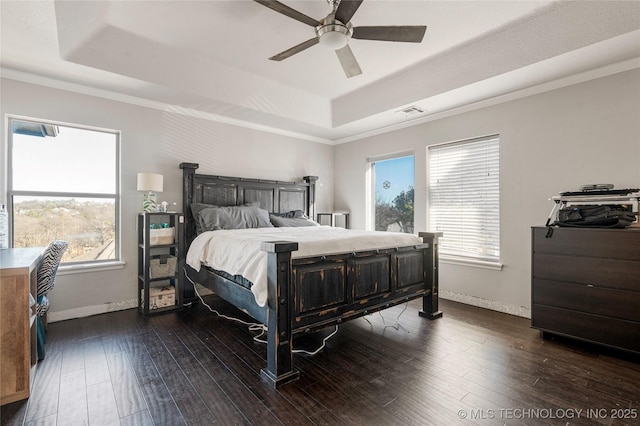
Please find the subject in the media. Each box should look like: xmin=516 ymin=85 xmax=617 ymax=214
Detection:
xmin=1 ymin=247 xmax=43 ymax=405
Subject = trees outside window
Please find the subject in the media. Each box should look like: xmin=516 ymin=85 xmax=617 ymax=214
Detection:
xmin=371 ymin=155 xmax=415 ymax=233
xmin=8 ymin=117 xmax=120 ymax=264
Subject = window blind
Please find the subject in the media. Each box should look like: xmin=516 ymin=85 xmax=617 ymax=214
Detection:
xmin=428 ymin=135 xmax=500 ymax=262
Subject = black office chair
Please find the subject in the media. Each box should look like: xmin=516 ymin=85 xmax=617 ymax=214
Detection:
xmin=36 ymin=240 xmax=68 ymax=360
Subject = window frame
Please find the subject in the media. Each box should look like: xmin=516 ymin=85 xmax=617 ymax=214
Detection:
xmin=366 ymin=150 xmax=415 ymax=233
xmin=6 ymin=115 xmax=122 ymax=271
xmin=427 ymin=134 xmax=502 ymax=270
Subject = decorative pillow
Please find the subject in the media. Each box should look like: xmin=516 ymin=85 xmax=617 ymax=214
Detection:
xmin=198 ymin=205 xmax=273 ymax=231
xmin=269 ymin=215 xmax=320 ymax=227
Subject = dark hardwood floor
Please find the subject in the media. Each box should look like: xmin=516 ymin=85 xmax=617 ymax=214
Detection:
xmin=2 ymin=297 xmax=639 ymax=425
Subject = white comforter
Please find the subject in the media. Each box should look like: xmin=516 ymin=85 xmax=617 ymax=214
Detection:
xmin=186 ymin=226 xmax=423 ymax=307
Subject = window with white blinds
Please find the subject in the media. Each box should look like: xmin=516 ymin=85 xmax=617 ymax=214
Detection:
xmin=428 ymin=135 xmax=500 ymax=262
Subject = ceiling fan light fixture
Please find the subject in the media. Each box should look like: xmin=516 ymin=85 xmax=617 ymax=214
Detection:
xmin=316 ymin=23 xmax=350 ymax=50
xmin=320 ymin=31 xmax=348 ymax=49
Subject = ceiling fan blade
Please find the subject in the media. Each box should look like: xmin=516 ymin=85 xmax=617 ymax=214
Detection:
xmin=352 ymin=25 xmax=427 ymax=42
xmin=269 ymin=37 xmax=319 ymax=61
xmin=335 ymin=0 xmax=363 ymax=24
xmin=253 ymin=0 xmax=321 ymax=27
xmin=335 ymin=44 xmax=362 ymax=78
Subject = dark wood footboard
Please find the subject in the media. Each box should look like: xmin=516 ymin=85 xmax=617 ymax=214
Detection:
xmin=259 ymin=232 xmax=442 ymax=388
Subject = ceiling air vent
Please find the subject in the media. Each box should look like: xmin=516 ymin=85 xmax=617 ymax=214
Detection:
xmin=396 ymin=106 xmax=425 ymax=117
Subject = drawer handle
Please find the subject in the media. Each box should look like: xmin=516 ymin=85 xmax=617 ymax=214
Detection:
xmin=587 ymin=284 xmax=594 ymax=288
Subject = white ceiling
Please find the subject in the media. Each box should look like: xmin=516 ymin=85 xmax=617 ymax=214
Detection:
xmin=1 ymin=0 xmax=639 ymax=144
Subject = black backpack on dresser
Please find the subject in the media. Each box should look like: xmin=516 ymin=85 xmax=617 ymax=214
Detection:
xmin=554 ymin=204 xmax=636 ymax=229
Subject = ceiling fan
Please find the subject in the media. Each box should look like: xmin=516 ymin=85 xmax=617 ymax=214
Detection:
xmin=254 ymin=0 xmax=427 ymax=78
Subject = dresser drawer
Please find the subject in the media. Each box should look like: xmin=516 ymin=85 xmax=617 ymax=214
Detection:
xmin=532 ymin=227 xmax=640 ymax=261
xmin=533 ymin=253 xmax=640 ymax=292
xmin=532 ymin=305 xmax=640 ymax=353
xmin=533 ymin=279 xmax=640 ymax=322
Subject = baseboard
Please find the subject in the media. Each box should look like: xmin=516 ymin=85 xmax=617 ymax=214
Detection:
xmin=48 ymin=298 xmax=138 ymax=323
xmin=48 ymin=284 xmax=215 ymax=323
xmin=440 ymin=290 xmax=531 ymax=319
xmin=49 ymin=289 xmax=528 ymax=322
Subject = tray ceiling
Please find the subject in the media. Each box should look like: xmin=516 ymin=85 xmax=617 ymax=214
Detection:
xmin=1 ymin=1 xmax=639 ymax=143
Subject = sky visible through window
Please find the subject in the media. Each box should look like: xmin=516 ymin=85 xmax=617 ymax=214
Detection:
xmin=375 ymin=155 xmax=414 ymax=203
xmin=12 ymin=126 xmax=116 ymax=194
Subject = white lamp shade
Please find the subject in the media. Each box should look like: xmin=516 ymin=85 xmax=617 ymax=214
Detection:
xmin=137 ymin=173 xmax=163 ymax=192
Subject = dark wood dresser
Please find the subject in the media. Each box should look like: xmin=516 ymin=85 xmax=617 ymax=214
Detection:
xmin=531 ymin=226 xmax=640 ymax=354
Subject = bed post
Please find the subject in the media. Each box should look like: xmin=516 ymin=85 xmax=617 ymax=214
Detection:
xmin=418 ymin=232 xmax=444 ymax=319
xmin=303 ymin=176 xmax=318 ymax=221
xmin=260 ymin=241 xmax=300 ymax=388
xmin=180 ymin=162 xmax=199 ymax=244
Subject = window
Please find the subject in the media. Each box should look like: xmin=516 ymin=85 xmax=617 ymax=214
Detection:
xmin=370 ymin=154 xmax=415 ymax=233
xmin=428 ymin=135 xmax=500 ymax=263
xmin=8 ymin=117 xmax=120 ymax=265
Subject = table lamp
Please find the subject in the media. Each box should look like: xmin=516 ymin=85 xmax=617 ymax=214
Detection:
xmin=137 ymin=172 xmax=163 ymax=212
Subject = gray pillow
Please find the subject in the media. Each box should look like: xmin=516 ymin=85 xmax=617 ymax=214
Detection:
xmin=191 ymin=202 xmax=260 ymax=234
xmin=270 ymin=215 xmax=320 ymax=227
xmin=271 ymin=209 xmax=306 ymax=219
xmin=198 ymin=205 xmax=273 ymax=231
xmin=190 ymin=202 xmax=216 ymax=219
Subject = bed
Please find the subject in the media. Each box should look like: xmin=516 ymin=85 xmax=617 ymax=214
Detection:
xmin=180 ymin=162 xmax=443 ymax=388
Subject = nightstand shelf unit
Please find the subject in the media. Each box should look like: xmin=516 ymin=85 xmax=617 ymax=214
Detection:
xmin=137 ymin=212 xmax=184 ymax=316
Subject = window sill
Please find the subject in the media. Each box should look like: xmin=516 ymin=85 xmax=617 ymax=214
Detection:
xmin=58 ymin=261 xmax=125 ymax=276
xmin=440 ymin=256 xmax=503 ymax=271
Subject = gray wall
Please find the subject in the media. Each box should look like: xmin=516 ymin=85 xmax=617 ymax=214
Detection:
xmin=0 ymin=78 xmax=334 ymax=320
xmin=333 ymin=69 xmax=640 ymax=316
xmin=2 ymin=69 xmax=639 ymax=321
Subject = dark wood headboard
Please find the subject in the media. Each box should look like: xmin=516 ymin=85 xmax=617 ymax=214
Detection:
xmin=180 ymin=163 xmax=318 ymax=245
